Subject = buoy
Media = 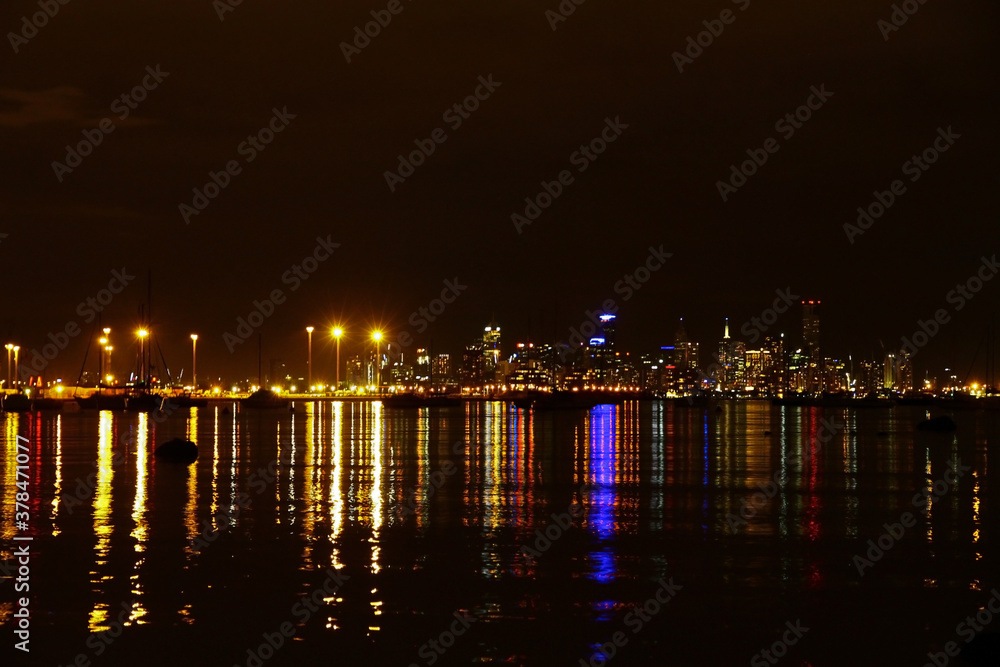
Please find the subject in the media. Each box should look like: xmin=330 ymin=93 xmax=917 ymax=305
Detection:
xmin=154 ymin=438 xmax=198 ymax=464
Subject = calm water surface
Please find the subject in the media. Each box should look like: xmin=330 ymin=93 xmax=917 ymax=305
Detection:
xmin=1 ymin=401 xmax=996 ymax=666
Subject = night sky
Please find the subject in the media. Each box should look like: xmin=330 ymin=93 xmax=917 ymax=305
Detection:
xmin=2 ymin=0 xmax=997 ymax=384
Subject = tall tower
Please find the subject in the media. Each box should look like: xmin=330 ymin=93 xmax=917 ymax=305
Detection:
xmin=717 ymin=318 xmax=731 ymax=390
xmin=599 ymin=314 xmax=617 ymax=348
xmin=482 ymin=321 xmax=501 ymax=383
xmin=802 ymin=300 xmax=821 ymax=393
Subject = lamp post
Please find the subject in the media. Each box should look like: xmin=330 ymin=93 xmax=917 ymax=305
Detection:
xmin=190 ymin=334 xmax=198 ymax=390
xmin=99 ymin=336 xmax=108 ymax=385
xmin=102 ymin=328 xmax=111 ymax=379
xmin=105 ymin=346 xmax=113 ymax=385
xmin=138 ymin=329 xmax=148 ymax=386
xmin=5 ymin=344 xmax=12 ymax=392
xmin=306 ymin=326 xmax=314 ymax=392
xmin=13 ymin=346 xmax=19 ymax=390
xmin=373 ymin=331 xmax=382 ymax=394
xmin=332 ymin=327 xmax=343 ymax=390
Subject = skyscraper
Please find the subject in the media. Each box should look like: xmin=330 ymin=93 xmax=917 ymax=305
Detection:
xmin=483 ymin=321 xmax=501 ymax=383
xmin=717 ymin=318 xmax=732 ymax=390
xmin=802 ymin=300 xmax=821 ymax=393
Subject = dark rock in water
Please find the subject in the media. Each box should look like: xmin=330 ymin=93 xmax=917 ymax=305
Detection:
xmin=961 ymin=632 xmax=1000 ymax=666
xmin=917 ymin=415 xmax=958 ymax=432
xmin=155 ymin=438 xmax=198 ymax=463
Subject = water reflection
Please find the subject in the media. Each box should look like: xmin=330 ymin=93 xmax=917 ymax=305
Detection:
xmin=0 ymin=401 xmax=994 ymax=664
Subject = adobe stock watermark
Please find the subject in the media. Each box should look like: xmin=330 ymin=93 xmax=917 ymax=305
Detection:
xmin=716 ymin=85 xmax=833 ymax=203
xmin=692 ymin=287 xmax=799 ymax=397
xmin=922 ymin=588 xmax=1000 ymax=667
xmin=179 ymin=106 xmax=296 ymax=224
xmin=399 ymin=439 xmax=465 ymax=519
xmin=19 ymin=267 xmax=135 ymax=383
xmin=558 ymin=245 xmax=671 ymax=358
xmin=877 ymin=0 xmax=931 ymax=41
xmin=726 ymin=417 xmax=843 ymax=532
xmin=339 ymin=0 xmax=415 ymax=63
xmin=852 ymin=459 xmax=969 ymax=576
xmin=212 ymin=0 xmax=247 ymax=21
xmin=671 ymin=0 xmax=752 ymax=73
xmin=750 ymin=620 xmax=810 ymax=666
xmin=51 ymin=66 xmax=170 ymax=182
xmin=899 ymin=254 xmax=998 ymax=358
xmin=192 ymin=442 xmax=298 ymax=553
xmin=233 ymin=568 xmax=350 ymax=667
xmin=520 ymin=485 xmax=586 ymax=565
xmin=578 ymin=576 xmax=682 ymax=666
xmin=377 ymin=277 xmax=468 ymax=367
xmin=384 ymin=75 xmax=502 ymax=192
xmin=544 ymin=0 xmax=589 ymax=31
xmin=407 ymin=610 xmax=477 ymax=667
xmin=7 ymin=0 xmax=73 ymax=54
xmin=223 ymin=235 xmax=339 ymax=352
xmin=56 ymin=599 xmax=139 ymax=665
xmin=511 ymin=116 xmax=629 ymax=234
xmin=844 ymin=126 xmax=960 ymax=244
xmin=739 ymin=288 xmax=799 ymax=344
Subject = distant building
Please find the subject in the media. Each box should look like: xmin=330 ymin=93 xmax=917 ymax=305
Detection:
xmin=716 ymin=318 xmax=732 ymax=390
xmin=897 ymin=349 xmax=914 ymax=392
xmin=433 ymin=353 xmax=451 ymax=382
xmin=346 ymin=354 xmax=364 ymax=387
xmin=802 ymin=300 xmax=821 ymax=393
xmin=267 ymin=359 xmax=287 ymax=389
xmin=483 ymin=322 xmax=502 ymax=383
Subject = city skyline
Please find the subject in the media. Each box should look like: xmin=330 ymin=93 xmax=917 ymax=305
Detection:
xmin=5 ymin=298 xmax=993 ymax=393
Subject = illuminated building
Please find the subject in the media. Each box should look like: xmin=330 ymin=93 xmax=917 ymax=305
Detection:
xmin=897 ymin=349 xmax=913 ymax=392
xmin=415 ymin=349 xmax=431 ymax=384
xmin=801 ymin=300 xmax=821 ymax=393
xmin=461 ymin=343 xmax=485 ymax=387
xmin=483 ymin=321 xmax=502 ymax=382
xmin=716 ymin=318 xmax=732 ymax=390
xmin=346 ymin=354 xmax=364 ymax=387
xmin=856 ymin=360 xmax=883 ymax=396
xmin=433 ymin=353 xmax=451 ymax=381
xmin=672 ymin=319 xmax=700 ymax=393
xmin=884 ymin=352 xmax=898 ymax=391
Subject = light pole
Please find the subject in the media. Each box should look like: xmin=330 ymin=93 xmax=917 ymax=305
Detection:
xmin=137 ymin=329 xmax=148 ymax=386
xmin=102 ymin=328 xmax=111 ymax=378
xmin=190 ymin=334 xmax=198 ymax=390
xmin=99 ymin=336 xmax=108 ymax=385
xmin=13 ymin=346 xmax=19 ymax=390
xmin=5 ymin=344 xmax=12 ymax=392
xmin=373 ymin=331 xmax=382 ymax=394
xmin=306 ymin=326 xmax=314 ymax=392
xmin=332 ymin=327 xmax=343 ymax=390
xmin=105 ymin=346 xmax=113 ymax=384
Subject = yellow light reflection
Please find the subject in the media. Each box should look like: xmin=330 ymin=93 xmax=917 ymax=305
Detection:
xmin=130 ymin=415 xmax=149 ymax=625
xmin=50 ymin=415 xmax=62 ymax=536
xmin=88 ymin=411 xmax=115 ymax=632
xmin=329 ymin=401 xmax=344 ymax=571
xmin=371 ymin=401 xmax=383 ymax=574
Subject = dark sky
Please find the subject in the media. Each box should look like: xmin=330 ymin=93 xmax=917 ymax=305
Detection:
xmin=1 ymin=0 xmax=998 ymax=385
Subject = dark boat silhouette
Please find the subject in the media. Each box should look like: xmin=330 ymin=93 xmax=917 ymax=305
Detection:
xmin=240 ymin=389 xmax=290 ymax=409
xmin=1 ymin=393 xmax=31 ymax=412
xmin=165 ymin=394 xmax=208 ymax=408
xmin=75 ymin=389 xmax=128 ymax=411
